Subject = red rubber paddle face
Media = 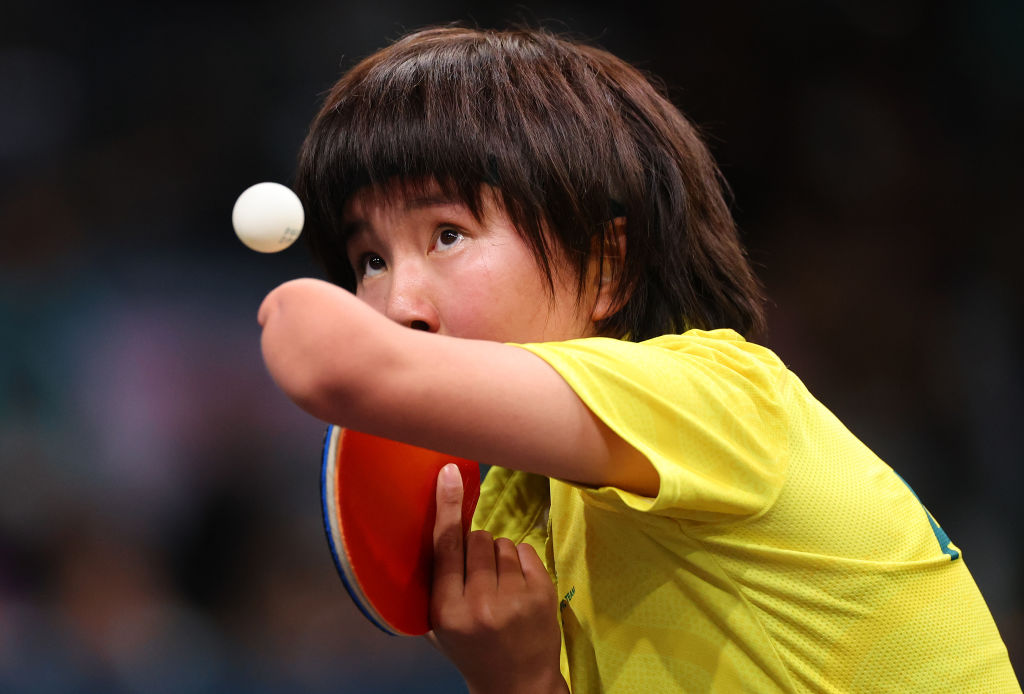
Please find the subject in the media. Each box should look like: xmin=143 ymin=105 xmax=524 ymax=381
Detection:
xmin=321 ymin=426 xmax=480 ymax=636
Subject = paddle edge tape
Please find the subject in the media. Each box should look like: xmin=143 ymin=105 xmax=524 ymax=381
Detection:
xmin=319 ymin=424 xmax=403 ymax=636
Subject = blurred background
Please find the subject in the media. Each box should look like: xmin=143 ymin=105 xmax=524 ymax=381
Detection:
xmin=1 ymin=0 xmax=1020 ymax=690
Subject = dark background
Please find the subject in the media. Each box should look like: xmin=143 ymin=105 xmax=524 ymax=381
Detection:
xmin=1 ymin=0 xmax=1020 ymax=691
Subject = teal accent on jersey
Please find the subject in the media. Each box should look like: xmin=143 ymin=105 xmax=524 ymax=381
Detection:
xmin=895 ymin=472 xmax=960 ymax=561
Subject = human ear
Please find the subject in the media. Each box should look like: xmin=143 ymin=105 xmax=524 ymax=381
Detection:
xmin=590 ymin=217 xmax=627 ymax=322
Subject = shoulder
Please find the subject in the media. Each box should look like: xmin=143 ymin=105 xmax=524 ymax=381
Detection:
xmin=523 ymin=330 xmax=793 ymax=520
xmin=519 ymin=329 xmax=788 ymax=395
xmin=646 ymin=329 xmax=786 ymax=369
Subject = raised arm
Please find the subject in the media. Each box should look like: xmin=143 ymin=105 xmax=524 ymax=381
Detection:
xmin=258 ymin=278 xmax=658 ymax=496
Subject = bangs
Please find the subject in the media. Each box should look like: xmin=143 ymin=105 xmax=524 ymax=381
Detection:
xmin=297 ymin=26 xmax=767 ymax=341
xmin=297 ymin=27 xmax=623 ymax=294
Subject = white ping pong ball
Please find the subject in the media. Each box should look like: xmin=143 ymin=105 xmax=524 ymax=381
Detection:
xmin=232 ymin=182 xmax=304 ymax=253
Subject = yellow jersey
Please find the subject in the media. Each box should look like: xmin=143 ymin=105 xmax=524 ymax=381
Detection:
xmin=472 ymin=329 xmax=1020 ymax=693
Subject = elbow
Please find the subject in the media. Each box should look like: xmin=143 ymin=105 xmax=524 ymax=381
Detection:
xmin=257 ymin=277 xmax=401 ymax=427
xmin=291 ymin=373 xmax=356 ymax=425
xmin=261 ymin=327 xmax=359 ymax=425
xmin=257 ymin=282 xmax=352 ymax=423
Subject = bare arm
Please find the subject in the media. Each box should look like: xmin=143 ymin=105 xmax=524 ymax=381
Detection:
xmin=259 ymin=278 xmax=657 ymax=496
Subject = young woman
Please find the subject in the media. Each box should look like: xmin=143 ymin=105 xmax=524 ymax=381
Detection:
xmin=258 ymin=26 xmax=1020 ymax=694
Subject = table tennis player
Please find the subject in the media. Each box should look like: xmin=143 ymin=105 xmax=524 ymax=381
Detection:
xmin=258 ymin=26 xmax=1020 ymax=694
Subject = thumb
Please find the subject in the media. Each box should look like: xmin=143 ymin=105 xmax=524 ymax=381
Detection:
xmin=431 ymin=464 xmax=466 ymax=605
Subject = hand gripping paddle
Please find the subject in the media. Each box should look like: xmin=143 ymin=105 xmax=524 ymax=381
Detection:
xmin=320 ymin=425 xmax=480 ymax=636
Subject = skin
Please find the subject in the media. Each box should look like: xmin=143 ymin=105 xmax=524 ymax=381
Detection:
xmin=258 ymin=181 xmax=657 ymax=693
xmin=432 ymin=463 xmax=567 ymax=694
xmin=343 ymin=183 xmax=596 ymax=343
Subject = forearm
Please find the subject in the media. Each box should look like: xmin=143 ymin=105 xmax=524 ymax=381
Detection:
xmin=258 ymin=278 xmax=657 ymax=494
xmin=258 ymin=278 xmax=572 ymax=460
xmin=258 ymin=278 xmax=506 ymax=446
xmin=258 ymin=279 xmax=529 ymax=453
xmin=258 ymin=278 xmax=403 ymax=427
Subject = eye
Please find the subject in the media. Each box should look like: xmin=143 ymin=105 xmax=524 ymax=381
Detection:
xmin=432 ymin=228 xmax=464 ymax=252
xmin=360 ymin=253 xmax=387 ymax=278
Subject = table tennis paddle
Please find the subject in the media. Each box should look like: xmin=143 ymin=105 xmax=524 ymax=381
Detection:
xmin=320 ymin=424 xmax=480 ymax=636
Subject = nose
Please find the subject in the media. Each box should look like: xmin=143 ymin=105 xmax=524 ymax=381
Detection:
xmin=383 ymin=264 xmax=440 ymax=333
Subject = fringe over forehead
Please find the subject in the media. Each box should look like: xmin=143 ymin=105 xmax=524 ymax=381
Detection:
xmin=297 ymin=26 xmax=767 ymax=341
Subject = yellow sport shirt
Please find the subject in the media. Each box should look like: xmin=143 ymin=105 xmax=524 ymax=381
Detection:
xmin=472 ymin=329 xmax=1020 ymax=693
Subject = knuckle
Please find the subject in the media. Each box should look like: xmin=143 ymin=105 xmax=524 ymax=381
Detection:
xmin=434 ymin=527 xmax=462 ymax=553
xmin=468 ymin=529 xmax=493 ymax=543
xmin=518 ymin=582 xmax=556 ymax=611
xmin=516 ymin=541 xmax=539 ymax=559
xmin=495 ymin=537 xmax=516 ymax=553
xmin=468 ymin=602 xmax=501 ymax=632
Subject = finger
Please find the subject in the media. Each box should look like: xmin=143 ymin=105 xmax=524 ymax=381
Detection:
xmin=517 ymin=542 xmax=552 ymax=591
xmin=424 ymin=631 xmax=441 ymax=651
xmin=494 ymin=537 xmax=524 ymax=587
xmin=465 ymin=530 xmax=497 ymax=593
xmin=432 ymin=463 xmax=466 ymax=602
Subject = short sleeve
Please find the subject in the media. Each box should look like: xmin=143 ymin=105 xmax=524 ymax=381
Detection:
xmin=515 ymin=330 xmax=789 ymax=522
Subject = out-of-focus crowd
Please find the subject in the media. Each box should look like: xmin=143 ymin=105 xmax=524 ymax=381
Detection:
xmin=1 ymin=1 xmax=1020 ymax=691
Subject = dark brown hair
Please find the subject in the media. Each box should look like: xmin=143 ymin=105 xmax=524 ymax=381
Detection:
xmin=296 ymin=26 xmax=766 ymax=341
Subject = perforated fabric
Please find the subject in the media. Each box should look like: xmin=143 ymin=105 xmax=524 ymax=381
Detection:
xmin=472 ymin=330 xmax=1019 ymax=693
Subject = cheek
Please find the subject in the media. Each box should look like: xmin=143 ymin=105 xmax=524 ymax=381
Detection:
xmin=439 ymin=257 xmax=549 ymax=340
xmin=436 ymin=280 xmax=505 ymax=339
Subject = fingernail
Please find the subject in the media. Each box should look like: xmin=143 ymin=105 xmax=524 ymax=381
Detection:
xmin=440 ymin=463 xmax=460 ymax=486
